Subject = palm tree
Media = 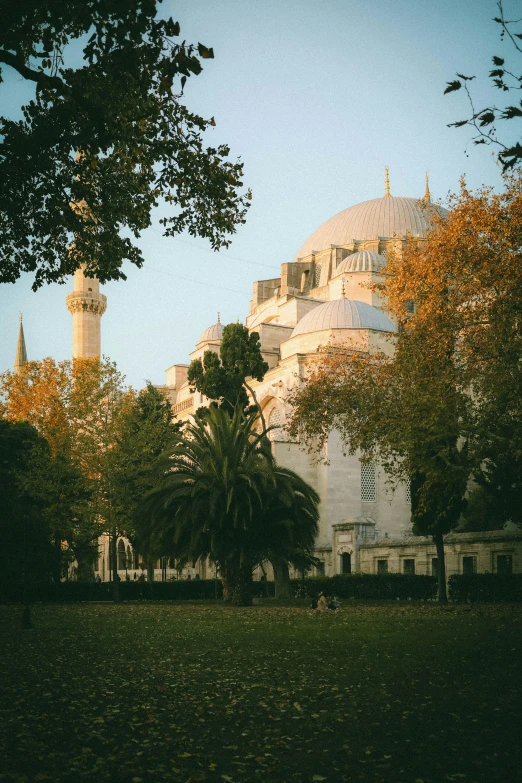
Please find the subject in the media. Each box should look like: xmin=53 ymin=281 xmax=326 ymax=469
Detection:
xmin=135 ymin=405 xmax=319 ymax=605
xmin=259 ymin=466 xmax=319 ymax=598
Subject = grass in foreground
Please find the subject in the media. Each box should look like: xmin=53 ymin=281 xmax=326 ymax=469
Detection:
xmin=0 ymin=601 xmax=520 ymax=783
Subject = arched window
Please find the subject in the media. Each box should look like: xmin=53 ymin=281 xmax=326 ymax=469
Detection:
xmin=268 ymin=407 xmax=283 ymax=441
xmin=117 ymin=539 xmax=126 ymax=570
xmin=126 ymin=545 xmax=132 ymax=569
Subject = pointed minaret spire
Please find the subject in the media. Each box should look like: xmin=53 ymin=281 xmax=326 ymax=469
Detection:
xmin=384 ymin=166 xmax=391 ymax=198
xmin=424 ymin=172 xmax=431 ymax=202
xmin=14 ymin=314 xmax=28 ymax=373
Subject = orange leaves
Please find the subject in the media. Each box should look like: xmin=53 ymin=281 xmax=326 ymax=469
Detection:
xmin=0 ymin=356 xmax=131 ymax=478
xmin=0 ymin=358 xmax=70 ymax=456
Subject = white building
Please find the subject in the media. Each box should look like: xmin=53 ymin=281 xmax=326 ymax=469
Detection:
xmin=56 ymin=175 xmax=519 ymax=581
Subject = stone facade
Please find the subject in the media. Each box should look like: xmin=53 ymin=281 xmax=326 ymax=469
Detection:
xmin=358 ymin=529 xmax=522 ymax=578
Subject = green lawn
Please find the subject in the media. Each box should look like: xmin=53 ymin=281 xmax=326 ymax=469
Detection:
xmin=1 ymin=601 xmax=520 ymax=783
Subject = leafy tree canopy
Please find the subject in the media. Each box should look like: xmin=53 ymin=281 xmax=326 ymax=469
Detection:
xmin=383 ymin=173 xmax=522 ymax=528
xmin=0 ymin=356 xmax=131 ymax=578
xmin=136 ymin=405 xmax=319 ymax=605
xmin=0 ymin=0 xmax=251 ymax=289
xmin=445 ymin=1 xmax=522 ymax=171
xmin=289 ymin=174 xmax=522 ymax=596
xmin=109 ymin=381 xmax=182 ymax=540
xmin=187 ymin=323 xmax=268 ymax=417
xmin=0 ymin=417 xmax=54 ymax=584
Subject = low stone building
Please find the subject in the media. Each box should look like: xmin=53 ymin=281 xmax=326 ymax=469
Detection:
xmin=358 ymin=527 xmax=522 ymax=578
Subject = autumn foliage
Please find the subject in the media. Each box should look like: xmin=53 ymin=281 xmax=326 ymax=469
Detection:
xmin=0 ymin=357 xmax=131 ymax=579
xmin=289 ymin=174 xmax=522 ymax=599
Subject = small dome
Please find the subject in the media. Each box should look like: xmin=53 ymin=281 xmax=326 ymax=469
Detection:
xmin=198 ymin=320 xmax=224 ymax=344
xmin=295 ymin=196 xmax=447 ymax=259
xmin=291 ymin=298 xmax=396 ymax=337
xmin=333 ymin=250 xmax=386 ymax=275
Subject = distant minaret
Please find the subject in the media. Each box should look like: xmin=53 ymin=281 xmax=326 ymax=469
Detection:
xmin=14 ymin=314 xmax=28 ymax=373
xmin=65 ymin=267 xmax=107 ymax=359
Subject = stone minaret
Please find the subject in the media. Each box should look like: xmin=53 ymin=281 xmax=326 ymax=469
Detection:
xmin=14 ymin=314 xmax=28 ymax=373
xmin=65 ymin=267 xmax=107 ymax=359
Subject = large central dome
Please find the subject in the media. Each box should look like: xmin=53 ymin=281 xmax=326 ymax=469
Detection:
xmin=295 ymin=196 xmax=446 ymax=259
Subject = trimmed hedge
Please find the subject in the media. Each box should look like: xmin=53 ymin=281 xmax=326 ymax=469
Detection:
xmin=0 ymin=578 xmax=276 ymax=603
xmin=1 ymin=574 xmax=436 ymax=603
xmin=292 ymin=574 xmax=437 ymax=601
xmin=448 ymin=573 xmax=522 ymax=603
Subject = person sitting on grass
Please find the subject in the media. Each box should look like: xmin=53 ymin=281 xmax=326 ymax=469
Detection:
xmin=328 ymin=595 xmax=341 ymax=611
xmin=316 ymin=591 xmax=328 ymax=611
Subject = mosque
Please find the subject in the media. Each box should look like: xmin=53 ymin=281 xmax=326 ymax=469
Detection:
xmin=13 ymin=173 xmax=522 ymax=581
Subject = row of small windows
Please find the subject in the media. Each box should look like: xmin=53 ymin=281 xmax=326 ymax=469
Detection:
xmin=375 ymin=554 xmax=513 ymax=575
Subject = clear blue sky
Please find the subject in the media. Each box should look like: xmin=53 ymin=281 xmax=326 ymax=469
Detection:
xmin=0 ymin=0 xmax=514 ymax=389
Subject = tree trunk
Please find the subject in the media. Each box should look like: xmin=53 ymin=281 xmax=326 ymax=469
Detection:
xmin=272 ymin=559 xmax=291 ymax=599
xmin=433 ymin=530 xmax=448 ymax=603
xmin=111 ymin=527 xmax=120 ymax=602
xmin=53 ymin=533 xmax=62 ymax=584
xmin=221 ymin=562 xmax=254 ymax=606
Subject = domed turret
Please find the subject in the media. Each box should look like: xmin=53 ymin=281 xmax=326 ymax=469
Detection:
xmin=198 ymin=314 xmax=224 ymax=345
xmin=333 ymin=250 xmax=387 ymax=276
xmin=291 ymin=298 xmax=396 ymax=337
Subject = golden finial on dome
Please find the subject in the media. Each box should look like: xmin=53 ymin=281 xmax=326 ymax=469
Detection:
xmin=424 ymin=172 xmax=431 ymax=202
xmin=384 ymin=166 xmax=391 ymax=198
xmin=217 ymin=312 xmax=221 ymax=324
xmin=341 ymin=281 xmax=346 ymax=298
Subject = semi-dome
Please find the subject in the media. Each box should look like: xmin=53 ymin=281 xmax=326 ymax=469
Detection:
xmin=333 ymin=250 xmax=386 ymax=276
xmin=291 ymin=298 xmax=396 ymax=337
xmin=198 ymin=318 xmax=224 ymax=344
xmin=295 ymin=196 xmax=447 ymax=259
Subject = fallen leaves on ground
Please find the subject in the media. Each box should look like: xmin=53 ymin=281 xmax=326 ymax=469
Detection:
xmin=0 ymin=601 xmax=520 ymax=782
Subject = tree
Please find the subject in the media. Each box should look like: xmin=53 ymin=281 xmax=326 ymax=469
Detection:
xmin=135 ymin=405 xmax=319 ymax=605
xmin=109 ymin=382 xmax=182 ymax=580
xmin=290 ymin=174 xmax=522 ymax=598
xmin=0 ymin=1 xmax=251 ymax=290
xmin=0 ymin=356 xmax=131 ymax=580
xmin=260 ymin=466 xmax=319 ymax=599
xmin=460 ymin=485 xmax=506 ymax=532
xmin=445 ymin=1 xmax=522 ymax=171
xmin=188 ymin=323 xmax=268 ymax=420
xmin=0 ymin=418 xmax=54 ymax=588
xmin=288 ymin=329 xmax=471 ymax=602
xmin=384 ymin=174 xmax=522 ymax=529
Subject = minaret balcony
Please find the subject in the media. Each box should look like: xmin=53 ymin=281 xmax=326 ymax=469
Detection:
xmin=66 ymin=290 xmax=107 ymax=316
